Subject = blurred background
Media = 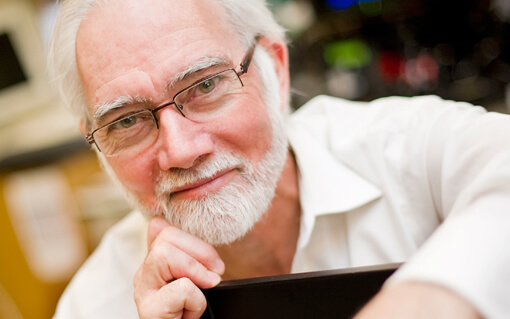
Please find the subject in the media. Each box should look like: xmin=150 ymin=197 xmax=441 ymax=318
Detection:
xmin=1 ymin=0 xmax=509 ymax=317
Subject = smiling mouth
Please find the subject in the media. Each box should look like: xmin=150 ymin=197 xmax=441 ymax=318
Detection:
xmin=170 ymin=169 xmax=238 ymax=200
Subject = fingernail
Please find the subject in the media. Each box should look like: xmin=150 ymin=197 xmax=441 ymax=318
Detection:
xmin=214 ymin=258 xmax=225 ymax=275
xmin=209 ymin=272 xmax=222 ymax=286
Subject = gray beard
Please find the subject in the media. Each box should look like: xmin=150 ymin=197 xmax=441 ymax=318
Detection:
xmin=100 ymin=106 xmax=288 ymax=245
xmin=156 ymin=125 xmax=287 ymax=245
xmin=99 ymin=47 xmax=289 ymax=245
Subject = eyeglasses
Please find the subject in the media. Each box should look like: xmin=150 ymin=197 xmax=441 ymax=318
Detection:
xmin=86 ymin=37 xmax=260 ymax=157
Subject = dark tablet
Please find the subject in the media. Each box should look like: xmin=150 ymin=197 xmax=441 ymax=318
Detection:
xmin=201 ymin=263 xmax=400 ymax=319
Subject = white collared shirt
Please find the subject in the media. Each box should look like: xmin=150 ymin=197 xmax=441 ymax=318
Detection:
xmin=54 ymin=95 xmax=510 ymax=318
xmin=288 ymin=95 xmax=510 ymax=319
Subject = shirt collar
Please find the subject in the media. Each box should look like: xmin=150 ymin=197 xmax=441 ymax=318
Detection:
xmin=286 ymin=118 xmax=382 ymax=249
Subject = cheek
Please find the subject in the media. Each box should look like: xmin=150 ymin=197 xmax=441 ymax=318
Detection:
xmin=102 ymin=91 xmax=274 ymax=205
xmin=106 ymin=153 xmax=158 ymax=201
xmin=210 ymin=94 xmax=274 ymax=165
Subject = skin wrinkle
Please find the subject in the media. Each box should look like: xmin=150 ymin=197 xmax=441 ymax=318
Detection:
xmin=53 ymin=2 xmax=486 ymax=317
xmin=168 ymin=57 xmax=230 ymax=90
xmin=77 ymin=7 xmax=235 ymax=112
xmin=94 ymin=96 xmax=150 ymax=120
xmin=96 ymin=50 xmax=285 ymax=244
xmin=77 ymin=0 xmax=283 ymax=245
xmin=91 ymin=56 xmax=231 ymax=127
xmin=152 ymin=47 xmax=286 ymax=244
xmin=86 ymin=43 xmax=234 ymax=117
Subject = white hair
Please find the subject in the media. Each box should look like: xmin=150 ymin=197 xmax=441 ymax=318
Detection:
xmin=47 ymin=0 xmax=286 ymax=121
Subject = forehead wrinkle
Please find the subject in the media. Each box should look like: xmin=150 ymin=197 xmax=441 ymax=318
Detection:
xmin=92 ymin=56 xmax=232 ymax=122
xmin=167 ymin=56 xmax=231 ymax=91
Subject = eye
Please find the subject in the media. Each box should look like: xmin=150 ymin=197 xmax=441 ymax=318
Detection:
xmin=119 ymin=116 xmax=136 ymax=128
xmin=197 ymin=79 xmax=216 ymax=94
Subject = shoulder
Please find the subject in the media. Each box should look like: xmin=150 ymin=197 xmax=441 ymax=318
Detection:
xmin=287 ymin=95 xmax=490 ymax=153
xmin=53 ymin=211 xmax=148 ymax=319
xmin=290 ymin=94 xmax=483 ymax=126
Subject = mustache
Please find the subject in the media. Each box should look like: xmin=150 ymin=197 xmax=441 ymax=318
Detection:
xmin=155 ymin=152 xmax=251 ymax=196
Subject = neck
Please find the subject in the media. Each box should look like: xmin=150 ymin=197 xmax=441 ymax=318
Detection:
xmin=217 ymin=151 xmax=301 ymax=280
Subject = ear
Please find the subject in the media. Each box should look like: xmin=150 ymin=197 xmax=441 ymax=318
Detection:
xmin=79 ymin=118 xmax=87 ymax=137
xmin=257 ymin=37 xmax=290 ymax=112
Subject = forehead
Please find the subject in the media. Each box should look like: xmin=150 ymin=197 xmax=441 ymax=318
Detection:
xmin=76 ymin=0 xmax=240 ymax=112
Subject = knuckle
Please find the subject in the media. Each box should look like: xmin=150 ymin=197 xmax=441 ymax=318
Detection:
xmin=174 ymin=277 xmax=198 ymax=298
xmin=150 ymin=244 xmax=170 ymax=264
xmin=158 ymin=225 xmax=180 ymax=242
xmin=146 ymin=242 xmax=176 ymax=273
xmin=143 ymin=242 xmax=203 ymax=281
xmin=134 ymin=278 xmax=207 ymax=318
xmin=172 ymin=254 xmax=202 ymax=279
xmin=183 ymin=255 xmax=200 ymax=272
xmin=198 ymin=244 xmax=216 ymax=259
xmin=133 ymin=267 xmax=143 ymax=289
xmin=203 ymin=248 xmax=220 ymax=265
xmin=175 ymin=278 xmax=208 ymax=313
xmin=149 ymin=225 xmax=178 ymax=251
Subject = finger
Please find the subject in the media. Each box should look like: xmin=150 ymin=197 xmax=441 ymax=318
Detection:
xmin=147 ymin=216 xmax=171 ymax=249
xmin=139 ymin=241 xmax=222 ymax=291
xmin=152 ymin=225 xmax=225 ymax=275
xmin=162 ymin=278 xmax=207 ymax=319
xmin=136 ymin=277 xmax=207 ymax=319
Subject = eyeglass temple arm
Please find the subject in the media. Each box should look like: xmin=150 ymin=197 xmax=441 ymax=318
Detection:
xmin=239 ymin=35 xmax=263 ymax=75
xmin=86 ymin=134 xmax=95 ymax=144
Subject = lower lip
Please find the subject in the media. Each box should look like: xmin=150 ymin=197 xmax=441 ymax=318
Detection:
xmin=172 ymin=170 xmax=238 ymax=200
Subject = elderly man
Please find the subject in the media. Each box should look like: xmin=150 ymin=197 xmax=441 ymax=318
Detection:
xmin=49 ymin=0 xmax=509 ymax=318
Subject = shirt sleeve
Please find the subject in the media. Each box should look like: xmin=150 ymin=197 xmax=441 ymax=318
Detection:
xmin=53 ymin=211 xmax=147 ymax=319
xmin=386 ymin=97 xmax=510 ymax=319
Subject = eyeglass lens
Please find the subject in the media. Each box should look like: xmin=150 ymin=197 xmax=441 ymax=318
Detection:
xmin=93 ymin=69 xmax=244 ymax=156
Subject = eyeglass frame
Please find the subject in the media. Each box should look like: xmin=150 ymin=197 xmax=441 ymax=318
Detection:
xmin=85 ymin=35 xmax=262 ymax=153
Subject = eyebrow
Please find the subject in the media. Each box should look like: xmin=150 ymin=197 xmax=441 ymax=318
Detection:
xmin=167 ymin=56 xmax=231 ymax=90
xmin=93 ymin=95 xmax=150 ymax=124
xmin=93 ymin=56 xmax=232 ymax=124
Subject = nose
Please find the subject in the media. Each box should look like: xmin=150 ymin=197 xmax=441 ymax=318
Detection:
xmin=155 ymin=108 xmax=214 ymax=170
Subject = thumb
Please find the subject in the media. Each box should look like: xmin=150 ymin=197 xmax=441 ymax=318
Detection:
xmin=147 ymin=216 xmax=171 ymax=249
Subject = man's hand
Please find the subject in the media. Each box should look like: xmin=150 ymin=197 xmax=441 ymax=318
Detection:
xmin=134 ymin=217 xmax=225 ymax=319
xmin=354 ymin=281 xmax=483 ymax=319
